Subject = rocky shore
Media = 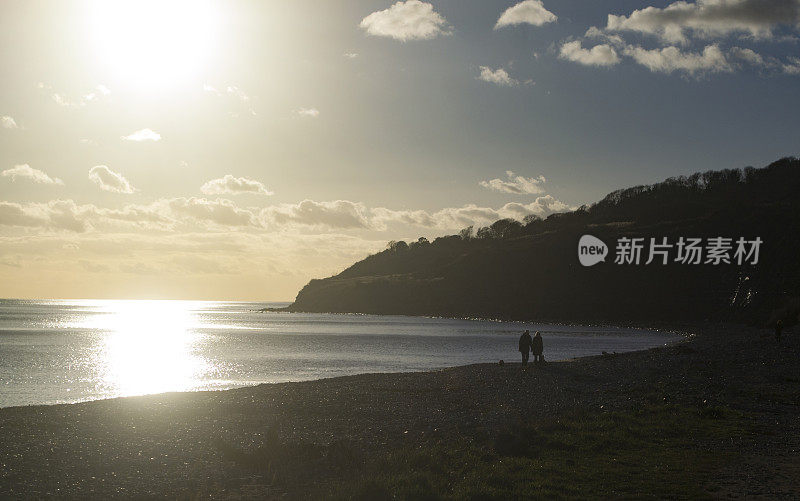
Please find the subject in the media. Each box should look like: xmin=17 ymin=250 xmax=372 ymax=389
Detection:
xmin=1 ymin=323 xmax=798 ymax=499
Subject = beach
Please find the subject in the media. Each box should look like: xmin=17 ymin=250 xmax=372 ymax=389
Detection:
xmin=1 ymin=322 xmax=798 ymax=499
xmin=3 ymin=2 xmax=799 ymax=499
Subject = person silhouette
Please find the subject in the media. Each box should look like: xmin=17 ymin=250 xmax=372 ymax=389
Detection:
xmin=518 ymin=330 xmax=532 ymax=367
xmin=532 ymin=331 xmax=544 ymax=363
xmin=775 ymin=319 xmax=783 ymax=344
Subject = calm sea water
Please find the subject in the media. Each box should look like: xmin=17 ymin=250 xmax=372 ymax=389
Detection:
xmin=0 ymin=299 xmax=679 ymax=408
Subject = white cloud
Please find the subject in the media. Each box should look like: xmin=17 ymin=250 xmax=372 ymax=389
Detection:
xmin=373 ymin=196 xmax=573 ymax=230
xmin=0 ymin=197 xmax=370 ymax=234
xmin=200 ymin=175 xmax=273 ymax=196
xmin=783 ymin=56 xmax=800 ymax=74
xmin=559 ymin=41 xmax=620 ymax=67
xmin=369 ymin=207 xmax=437 ymax=228
xmin=295 ymin=107 xmax=320 ymax=118
xmin=500 ymin=196 xmax=572 ymax=218
xmin=0 ymin=199 xmax=170 ymax=233
xmin=584 ymin=26 xmax=626 ymax=47
xmin=569 ymin=28 xmax=786 ymax=75
xmin=623 ymin=44 xmax=731 ymax=74
xmin=605 ymin=0 xmax=800 ymax=44
xmin=263 ymin=200 xmax=372 ymax=230
xmin=0 ymin=200 xmax=86 ymax=232
xmin=0 ymin=201 xmax=50 ymax=229
xmin=52 ymin=94 xmax=79 ymax=107
xmin=88 ymin=165 xmax=137 ymax=194
xmin=81 ymin=85 xmax=111 ymax=104
xmin=359 ymin=0 xmax=452 ymax=41
xmin=495 ymin=0 xmax=557 ymax=29
xmin=168 ymin=197 xmax=259 ymax=227
xmin=478 ymin=66 xmax=520 ymax=86
xmin=1 ymin=116 xmax=18 ymax=129
xmin=0 ymin=191 xmax=578 ymax=240
xmin=0 ymin=197 xmax=264 ymax=233
xmin=1 ymin=164 xmax=63 ymax=185
xmin=226 ymin=85 xmax=250 ymax=102
xmin=343 ymin=52 xmax=359 ymax=59
xmin=203 ymin=84 xmax=222 ymax=96
xmin=88 ymin=203 xmax=172 ymax=229
xmin=121 ymin=128 xmax=161 ymax=142
xmin=41 ymin=201 xmax=90 ymax=232
xmin=480 ymin=171 xmax=547 ymax=194
xmin=39 ymin=83 xmax=110 ymax=108
xmin=728 ymin=46 xmax=767 ymax=66
xmin=204 ymin=84 xmax=257 ymax=116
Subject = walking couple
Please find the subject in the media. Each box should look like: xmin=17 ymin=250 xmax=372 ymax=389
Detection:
xmin=518 ymin=330 xmax=543 ymax=367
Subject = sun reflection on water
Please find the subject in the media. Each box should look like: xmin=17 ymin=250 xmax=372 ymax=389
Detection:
xmin=86 ymin=301 xmax=210 ymax=398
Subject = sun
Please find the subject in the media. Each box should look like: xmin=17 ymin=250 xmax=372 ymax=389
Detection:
xmin=89 ymin=0 xmax=220 ymax=91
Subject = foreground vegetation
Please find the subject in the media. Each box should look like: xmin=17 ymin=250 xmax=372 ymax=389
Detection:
xmin=223 ymin=403 xmax=749 ymax=500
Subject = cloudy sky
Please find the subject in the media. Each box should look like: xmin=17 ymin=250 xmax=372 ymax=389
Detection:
xmin=1 ymin=0 xmax=798 ymax=300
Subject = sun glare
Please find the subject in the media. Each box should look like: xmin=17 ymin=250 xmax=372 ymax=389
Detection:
xmin=89 ymin=0 xmax=219 ymax=90
xmin=88 ymin=301 xmax=209 ymax=397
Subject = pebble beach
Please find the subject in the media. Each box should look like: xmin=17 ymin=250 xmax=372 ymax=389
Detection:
xmin=1 ymin=323 xmax=797 ymax=499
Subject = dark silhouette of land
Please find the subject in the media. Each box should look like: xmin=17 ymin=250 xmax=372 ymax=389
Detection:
xmin=283 ymin=157 xmax=800 ymax=325
xmin=1 ymin=323 xmax=798 ymax=498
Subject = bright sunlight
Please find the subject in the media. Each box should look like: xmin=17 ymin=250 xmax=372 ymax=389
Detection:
xmin=89 ymin=0 xmax=219 ymax=90
xmin=84 ymin=301 xmax=210 ymax=397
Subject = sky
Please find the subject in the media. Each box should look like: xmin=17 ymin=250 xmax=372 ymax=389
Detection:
xmin=1 ymin=0 xmax=799 ymax=300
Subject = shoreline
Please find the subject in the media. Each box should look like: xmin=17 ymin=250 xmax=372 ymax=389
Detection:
xmin=260 ymin=305 xmax=705 ymax=332
xmin=0 ymin=323 xmax=683 ymax=411
xmin=2 ymin=322 xmax=796 ymax=498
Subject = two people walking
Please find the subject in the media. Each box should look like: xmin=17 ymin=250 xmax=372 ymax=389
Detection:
xmin=518 ymin=329 xmax=543 ymax=367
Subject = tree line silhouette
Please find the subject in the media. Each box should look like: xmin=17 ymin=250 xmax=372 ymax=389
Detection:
xmin=287 ymin=157 xmax=800 ymax=324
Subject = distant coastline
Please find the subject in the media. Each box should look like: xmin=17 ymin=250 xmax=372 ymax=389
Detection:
xmin=260 ymin=305 xmax=697 ymax=338
xmin=280 ymin=158 xmax=800 ymax=328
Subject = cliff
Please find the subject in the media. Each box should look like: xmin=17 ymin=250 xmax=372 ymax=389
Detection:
xmin=287 ymin=157 xmax=800 ymax=323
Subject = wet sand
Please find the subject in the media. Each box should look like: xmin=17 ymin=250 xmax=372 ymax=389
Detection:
xmin=0 ymin=323 xmax=797 ymax=498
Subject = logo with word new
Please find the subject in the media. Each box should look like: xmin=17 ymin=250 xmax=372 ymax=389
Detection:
xmin=578 ymin=235 xmax=608 ymax=267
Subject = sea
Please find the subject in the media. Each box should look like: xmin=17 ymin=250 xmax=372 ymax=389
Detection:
xmin=0 ymin=299 xmax=679 ymax=408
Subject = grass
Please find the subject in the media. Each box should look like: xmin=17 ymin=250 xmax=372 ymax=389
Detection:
xmin=218 ymin=403 xmax=750 ymax=500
